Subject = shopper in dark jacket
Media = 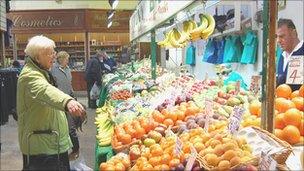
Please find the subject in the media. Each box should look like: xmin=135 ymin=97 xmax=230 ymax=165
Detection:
xmin=85 ymin=51 xmax=103 ymax=108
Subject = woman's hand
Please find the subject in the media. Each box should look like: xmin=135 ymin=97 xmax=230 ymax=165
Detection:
xmin=66 ymin=100 xmax=85 ymax=116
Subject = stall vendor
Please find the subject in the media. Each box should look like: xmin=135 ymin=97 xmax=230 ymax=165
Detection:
xmin=276 ymin=18 xmax=304 ymax=91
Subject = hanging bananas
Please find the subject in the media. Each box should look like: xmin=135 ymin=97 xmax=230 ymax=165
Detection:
xmin=157 ymin=13 xmax=215 ymax=48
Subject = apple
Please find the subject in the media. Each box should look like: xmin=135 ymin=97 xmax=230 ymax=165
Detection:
xmin=148 ymin=131 xmax=162 ymax=143
xmin=143 ymin=138 xmax=156 ymax=147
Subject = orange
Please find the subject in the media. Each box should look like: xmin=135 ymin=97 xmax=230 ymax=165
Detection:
xmin=299 ymin=84 xmax=304 ymax=97
xmin=282 ymin=125 xmax=301 ymax=144
xmin=249 ymin=100 xmax=261 ymax=116
xmin=149 ymin=156 xmax=161 ymax=167
xmin=99 ymin=163 xmax=108 ymax=171
xmin=161 ymin=153 xmax=171 ymax=165
xmin=274 ymin=129 xmax=284 ymax=140
xmin=169 ymin=158 xmax=180 ymax=168
xmin=152 ymin=111 xmax=165 ymax=123
xmin=133 ymin=126 xmax=146 ymax=139
xmin=283 ymin=108 xmax=302 ymax=127
xmin=292 ymin=97 xmax=304 ymax=111
xmin=117 ymin=134 xmax=131 ymax=145
xmin=166 ymin=111 xmax=178 ymax=122
xmin=104 ymin=164 xmax=115 ymax=171
xmin=142 ymin=164 xmax=153 ymax=170
xmin=275 ymin=98 xmax=296 ymax=113
xmin=176 ymin=110 xmax=186 ymax=121
xmin=291 ymin=90 xmax=300 ymax=98
xmin=114 ymin=163 xmax=125 ymax=171
xmin=120 ymin=159 xmax=131 ymax=169
xmin=276 ymin=84 xmax=292 ymax=99
xmin=299 ymin=119 xmax=304 ymax=136
xmin=163 ymin=118 xmax=174 ymax=127
xmin=151 ymin=146 xmax=163 ymax=156
xmin=275 ymin=113 xmax=286 ymax=129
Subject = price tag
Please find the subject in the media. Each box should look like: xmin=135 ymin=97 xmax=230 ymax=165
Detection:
xmin=165 ymin=126 xmax=176 ymax=138
xmin=228 ymin=107 xmax=245 ymax=135
xmin=203 ymin=73 xmax=209 ymax=85
xmin=235 ymin=81 xmax=241 ymax=94
xmin=185 ymin=145 xmax=198 ymax=171
xmin=174 ymin=137 xmax=183 ymax=157
xmin=259 ymin=151 xmax=277 ymax=170
xmin=286 ymin=55 xmax=304 ymax=85
xmin=250 ymin=75 xmax=261 ymax=96
xmin=204 ymin=99 xmax=213 ymax=132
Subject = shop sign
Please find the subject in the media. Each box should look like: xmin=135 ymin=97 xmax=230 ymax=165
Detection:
xmin=7 ymin=10 xmax=85 ymax=33
xmin=86 ymin=10 xmax=132 ymax=32
xmin=286 ymin=55 xmax=304 ymax=85
xmin=130 ymin=0 xmax=195 ymax=41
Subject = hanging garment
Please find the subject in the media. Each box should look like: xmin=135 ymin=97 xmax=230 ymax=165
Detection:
xmin=185 ymin=44 xmax=196 ymax=66
xmin=202 ymin=39 xmax=218 ymax=64
xmin=216 ymin=38 xmax=225 ymax=64
xmin=240 ymin=31 xmax=258 ymax=64
xmin=223 ymin=35 xmax=243 ymax=63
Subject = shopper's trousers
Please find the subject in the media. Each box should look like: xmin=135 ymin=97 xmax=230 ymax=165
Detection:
xmin=67 ymin=113 xmax=80 ymax=152
xmin=86 ymin=81 xmax=97 ymax=109
xmin=22 ymin=151 xmax=70 ymax=171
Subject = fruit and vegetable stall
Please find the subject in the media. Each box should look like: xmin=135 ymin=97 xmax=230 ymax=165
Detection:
xmin=93 ymin=58 xmax=304 ymax=171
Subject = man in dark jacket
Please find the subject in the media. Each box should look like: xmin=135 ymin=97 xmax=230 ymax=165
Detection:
xmin=85 ymin=51 xmax=103 ymax=109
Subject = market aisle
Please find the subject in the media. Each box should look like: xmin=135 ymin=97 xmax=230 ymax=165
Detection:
xmin=0 ymin=94 xmax=96 ymax=170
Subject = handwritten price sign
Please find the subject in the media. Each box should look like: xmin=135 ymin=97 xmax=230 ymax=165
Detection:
xmin=228 ymin=107 xmax=245 ymax=135
xmin=204 ymin=99 xmax=213 ymax=132
xmin=286 ymin=55 xmax=303 ymax=85
xmin=259 ymin=151 xmax=277 ymax=170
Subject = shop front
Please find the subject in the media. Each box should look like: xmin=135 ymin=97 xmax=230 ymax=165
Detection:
xmin=6 ymin=9 xmax=132 ymax=90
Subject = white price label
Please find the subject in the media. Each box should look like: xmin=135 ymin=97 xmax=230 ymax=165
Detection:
xmin=204 ymin=99 xmax=213 ymax=132
xmin=286 ymin=55 xmax=304 ymax=85
xmin=185 ymin=145 xmax=198 ymax=171
xmin=259 ymin=151 xmax=277 ymax=170
xmin=174 ymin=137 xmax=183 ymax=157
xmin=250 ymin=75 xmax=261 ymax=96
xmin=228 ymin=107 xmax=245 ymax=135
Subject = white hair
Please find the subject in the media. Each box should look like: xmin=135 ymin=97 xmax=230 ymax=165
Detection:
xmin=24 ymin=35 xmax=56 ymax=60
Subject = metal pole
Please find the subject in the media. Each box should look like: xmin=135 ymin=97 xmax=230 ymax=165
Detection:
xmin=261 ymin=0 xmax=277 ymax=133
xmin=151 ymin=29 xmax=157 ymax=80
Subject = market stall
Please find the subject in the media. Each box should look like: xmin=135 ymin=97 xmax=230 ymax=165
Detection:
xmin=93 ymin=0 xmax=303 ymax=171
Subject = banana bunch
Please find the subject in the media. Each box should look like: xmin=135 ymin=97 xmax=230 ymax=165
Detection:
xmin=95 ymin=102 xmax=115 ymax=146
xmin=178 ymin=20 xmax=197 ymax=44
xmin=158 ymin=28 xmax=185 ymax=48
xmin=190 ymin=13 xmax=215 ymax=41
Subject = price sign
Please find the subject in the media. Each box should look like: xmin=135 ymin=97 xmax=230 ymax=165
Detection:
xmin=286 ymin=55 xmax=304 ymax=85
xmin=235 ymin=81 xmax=241 ymax=94
xmin=165 ymin=126 xmax=176 ymax=138
xmin=228 ymin=107 xmax=245 ymax=135
xmin=174 ymin=137 xmax=183 ymax=157
xmin=250 ymin=75 xmax=261 ymax=96
xmin=204 ymin=99 xmax=213 ymax=132
xmin=185 ymin=145 xmax=198 ymax=171
xmin=259 ymin=151 xmax=277 ymax=170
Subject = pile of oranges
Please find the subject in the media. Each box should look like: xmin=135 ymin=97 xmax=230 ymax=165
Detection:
xmin=274 ymin=84 xmax=304 ymax=145
xmin=99 ymin=153 xmax=131 ymax=171
xmin=112 ymin=117 xmax=158 ymax=147
xmin=152 ymin=101 xmax=201 ymax=127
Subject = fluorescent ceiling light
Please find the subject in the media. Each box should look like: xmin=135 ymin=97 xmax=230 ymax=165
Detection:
xmin=107 ymin=10 xmax=115 ymax=19
xmin=107 ymin=21 xmax=113 ymax=28
xmin=109 ymin=0 xmax=119 ymax=9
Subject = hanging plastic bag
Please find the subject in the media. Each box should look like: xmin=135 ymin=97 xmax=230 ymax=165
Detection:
xmin=90 ymin=82 xmax=101 ymax=100
xmin=70 ymin=155 xmax=93 ymax=171
xmin=240 ymin=31 xmax=258 ymax=64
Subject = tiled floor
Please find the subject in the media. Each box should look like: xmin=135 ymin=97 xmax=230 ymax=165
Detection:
xmin=0 ymin=94 xmax=96 ymax=170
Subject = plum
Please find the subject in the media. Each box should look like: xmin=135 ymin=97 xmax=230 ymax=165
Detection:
xmin=175 ymin=163 xmax=185 ymax=171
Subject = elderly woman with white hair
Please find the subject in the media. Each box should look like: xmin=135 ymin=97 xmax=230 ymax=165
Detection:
xmin=17 ymin=35 xmax=85 ymax=170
